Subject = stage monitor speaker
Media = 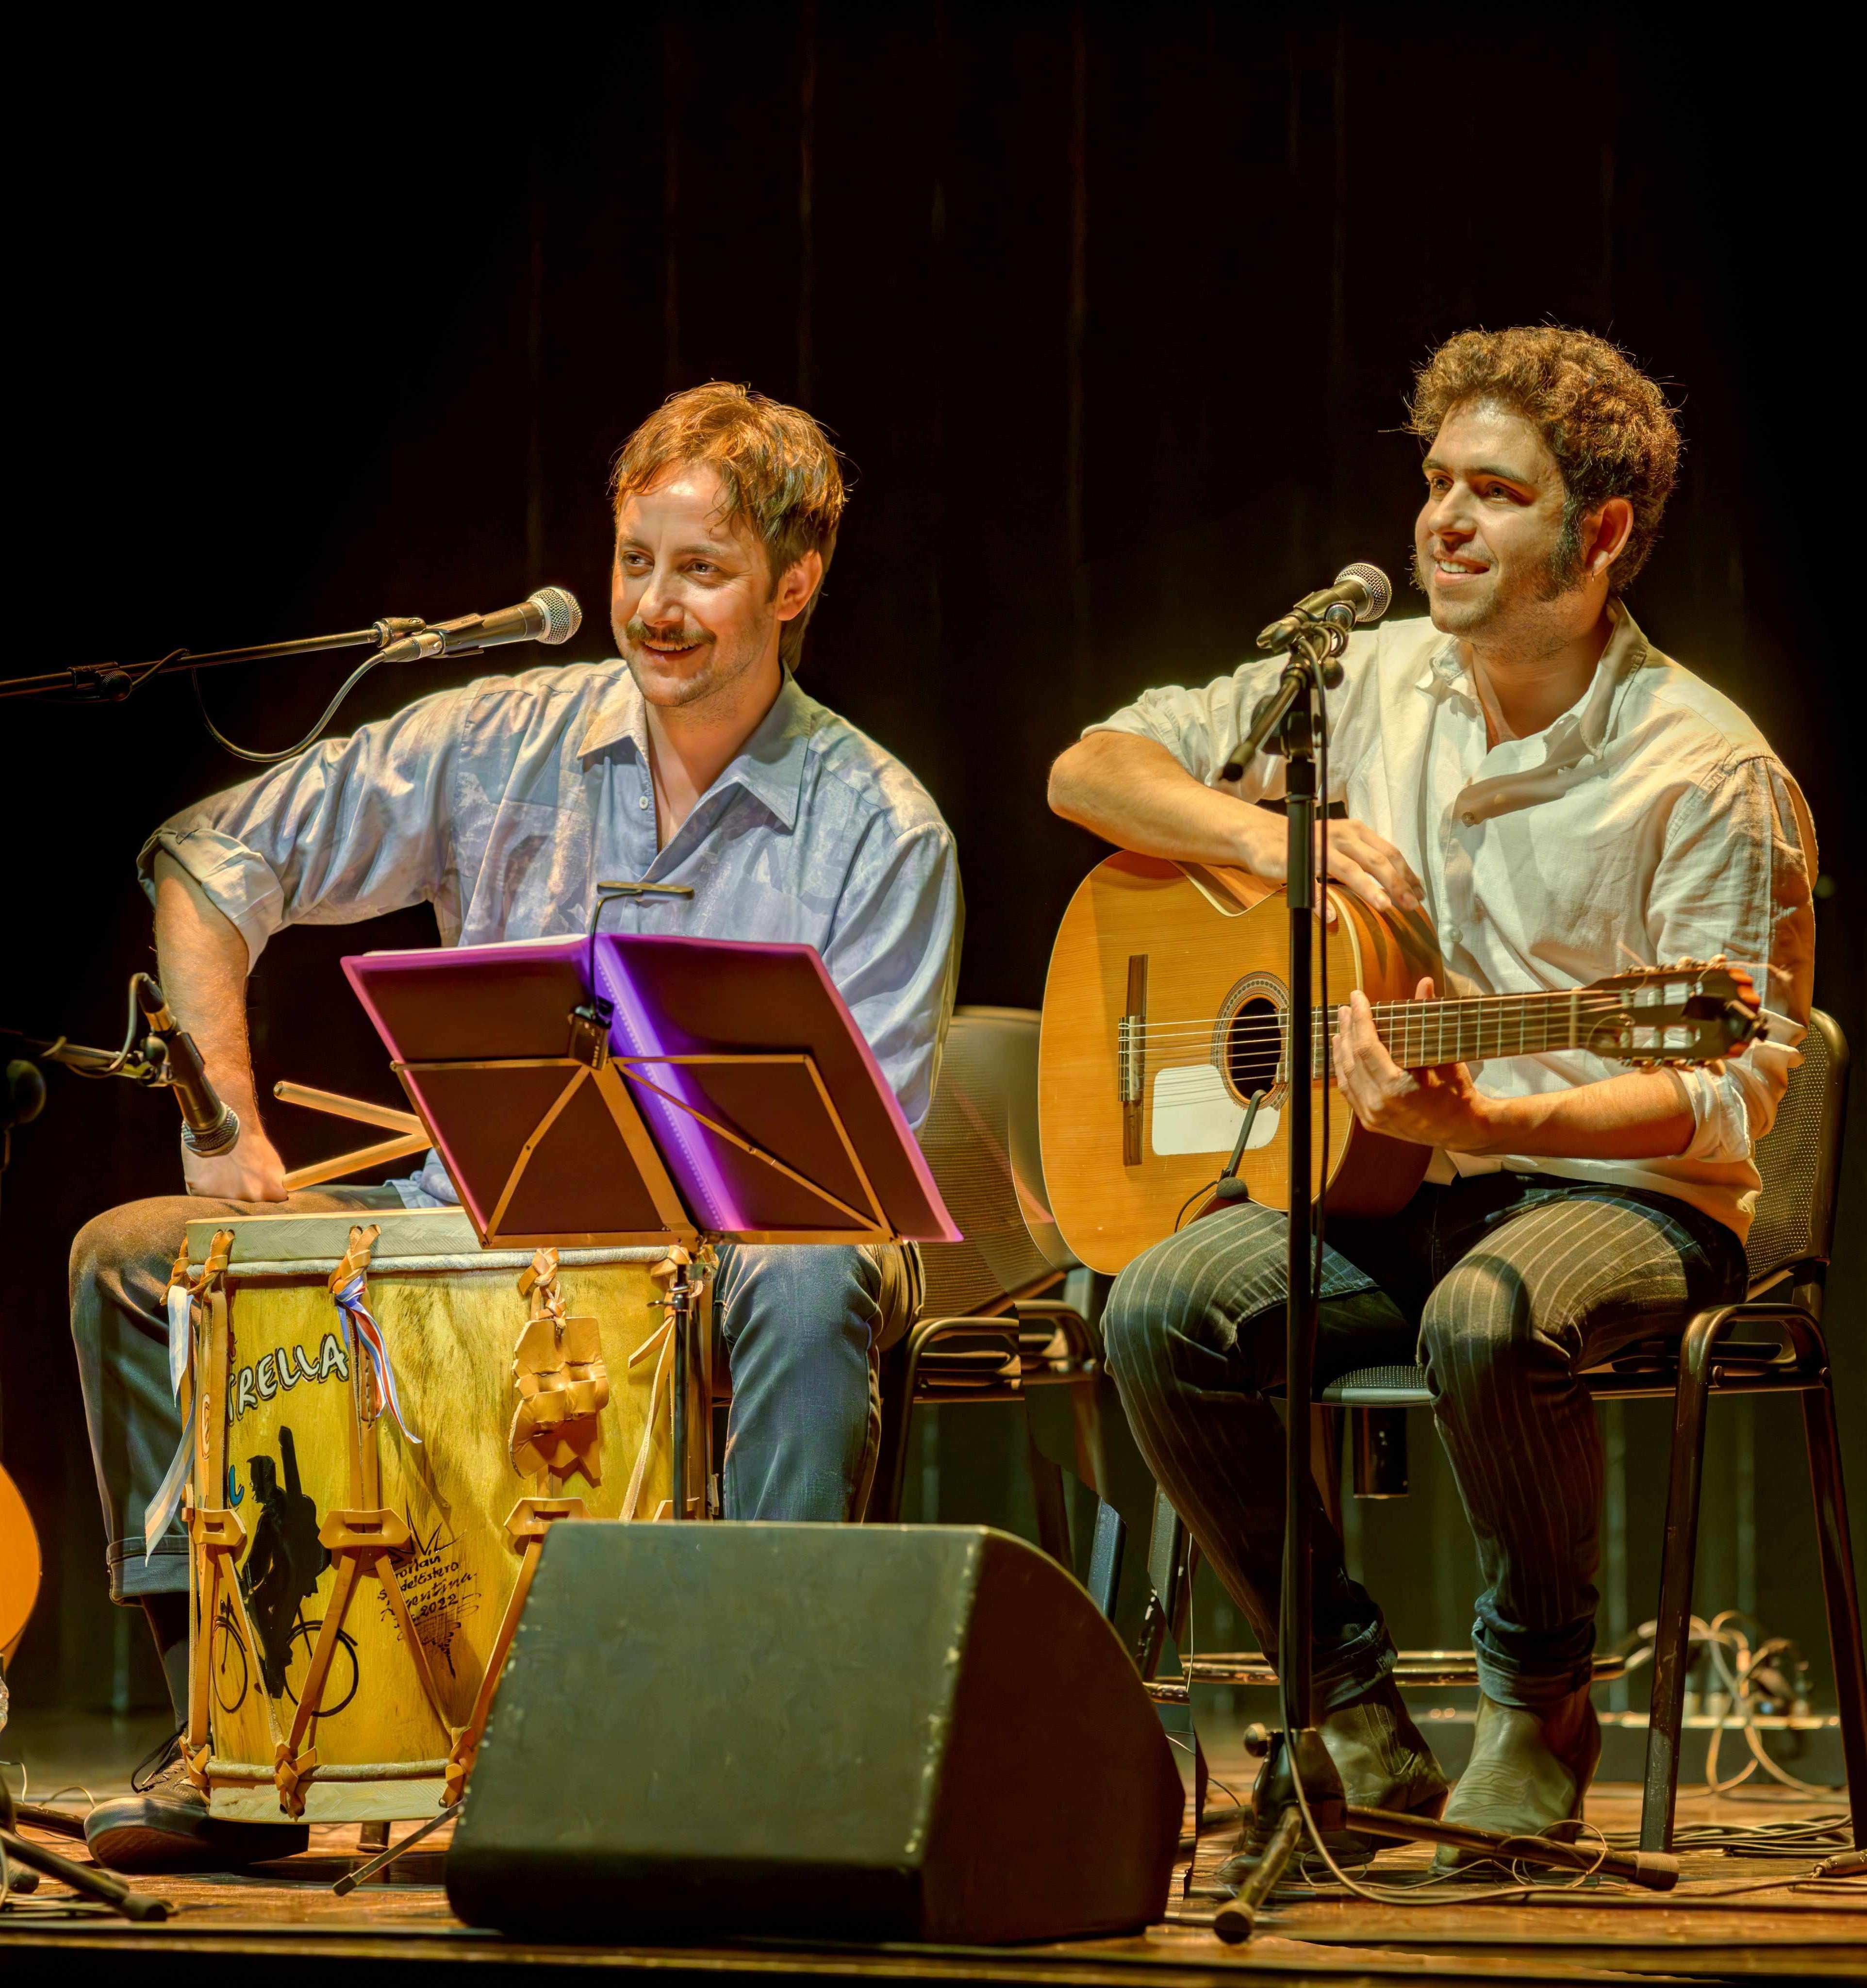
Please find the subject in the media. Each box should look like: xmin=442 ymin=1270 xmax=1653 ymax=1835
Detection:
xmin=445 ymin=1522 xmax=1183 ymax=1945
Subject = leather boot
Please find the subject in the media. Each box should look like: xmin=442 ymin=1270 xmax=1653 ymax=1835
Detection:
xmin=1433 ymin=1685 xmax=1601 ymax=1871
xmin=1224 ymin=1676 xmax=1448 ymax=1876
xmin=1320 ymin=1674 xmax=1451 ymax=1857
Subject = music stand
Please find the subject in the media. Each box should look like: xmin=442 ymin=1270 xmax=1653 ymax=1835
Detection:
xmin=343 ymin=933 xmax=959 ymax=1517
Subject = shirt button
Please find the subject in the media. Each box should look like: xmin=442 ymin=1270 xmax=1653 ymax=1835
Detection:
xmin=638 ymin=795 xmax=650 ymax=810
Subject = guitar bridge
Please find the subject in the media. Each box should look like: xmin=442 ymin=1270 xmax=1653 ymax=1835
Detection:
xmin=1120 ymin=955 xmax=1148 ymax=1166
xmin=1118 ymin=1016 xmax=1142 ymax=1101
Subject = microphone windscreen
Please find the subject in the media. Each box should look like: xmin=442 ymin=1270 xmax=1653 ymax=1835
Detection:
xmin=529 ymin=587 xmax=583 ymax=645
xmin=1333 ymin=562 xmax=1391 ymax=623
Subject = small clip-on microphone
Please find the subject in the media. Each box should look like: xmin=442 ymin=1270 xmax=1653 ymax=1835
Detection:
xmin=1212 ymin=1090 xmax=1267 ymax=1204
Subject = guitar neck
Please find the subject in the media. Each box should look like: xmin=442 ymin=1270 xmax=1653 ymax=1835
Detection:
xmin=1304 ymin=990 xmax=1624 ymax=1073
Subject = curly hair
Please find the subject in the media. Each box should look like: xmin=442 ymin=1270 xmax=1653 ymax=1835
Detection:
xmin=611 ymin=381 xmax=847 ymax=669
xmin=1406 ymin=327 xmax=1681 ymax=593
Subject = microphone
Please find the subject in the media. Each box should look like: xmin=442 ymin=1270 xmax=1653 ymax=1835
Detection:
xmin=134 ymin=977 xmax=241 ymax=1158
xmin=372 ymin=587 xmax=582 ymax=666
xmin=1255 ymin=562 xmax=1391 ymax=653
xmin=1219 ymin=563 xmax=1391 ymax=782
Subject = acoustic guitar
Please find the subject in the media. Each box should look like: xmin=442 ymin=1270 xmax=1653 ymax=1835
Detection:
xmin=1 ymin=1460 xmax=41 ymax=1671
xmin=1037 ymin=853 xmax=1763 ymax=1276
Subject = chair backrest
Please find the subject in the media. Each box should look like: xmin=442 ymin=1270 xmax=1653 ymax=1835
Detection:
xmin=914 ymin=1007 xmax=1075 ymax=1320
xmin=1744 ymin=1009 xmax=1850 ymax=1289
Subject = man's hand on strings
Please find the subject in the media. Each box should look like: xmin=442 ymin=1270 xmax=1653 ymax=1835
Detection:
xmin=1332 ymin=979 xmax=1492 ymax=1148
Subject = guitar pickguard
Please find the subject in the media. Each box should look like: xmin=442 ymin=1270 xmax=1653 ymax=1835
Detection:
xmin=1150 ymin=1065 xmax=1282 ymax=1158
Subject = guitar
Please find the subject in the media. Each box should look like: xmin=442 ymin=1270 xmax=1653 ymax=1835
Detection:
xmin=1037 ymin=853 xmax=1763 ymax=1275
xmin=1 ymin=1461 xmax=41 ymax=1671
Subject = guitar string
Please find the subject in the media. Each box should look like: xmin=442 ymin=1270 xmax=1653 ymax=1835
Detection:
xmin=1119 ymin=998 xmax=1640 ymax=1046
xmin=1121 ymin=1007 xmax=1664 ymax=1046
xmin=1119 ymin=990 xmax=1649 ymax=1034
xmin=1118 ymin=995 xmax=1701 ymax=1074
xmin=1122 ymin=989 xmax=1646 ymax=1024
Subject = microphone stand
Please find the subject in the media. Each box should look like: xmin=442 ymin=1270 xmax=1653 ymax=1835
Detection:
xmin=1218 ymin=616 xmax=1351 ymax=1920
xmin=1211 ymin=619 xmax=1680 ymax=1940
xmin=0 ymin=617 xmax=430 ymax=703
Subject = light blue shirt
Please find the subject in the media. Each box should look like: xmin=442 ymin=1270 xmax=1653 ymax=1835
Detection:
xmin=141 ymin=661 xmax=964 ymax=1204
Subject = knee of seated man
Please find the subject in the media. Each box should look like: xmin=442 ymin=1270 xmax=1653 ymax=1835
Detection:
xmin=1420 ymin=1254 xmax=1577 ymax=1388
xmin=720 ymin=1244 xmax=880 ymax=1356
xmin=68 ymin=1196 xmax=186 ymax=1332
xmin=1102 ymin=1249 xmax=1203 ymax=1387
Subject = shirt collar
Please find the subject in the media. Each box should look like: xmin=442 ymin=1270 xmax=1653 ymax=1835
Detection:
xmin=1414 ymin=599 xmax=1650 ymax=762
xmin=577 ymin=664 xmax=815 ymax=831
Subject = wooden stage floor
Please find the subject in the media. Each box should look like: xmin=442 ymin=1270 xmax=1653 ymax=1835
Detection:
xmin=2 ymin=1723 xmax=1862 ymax=1985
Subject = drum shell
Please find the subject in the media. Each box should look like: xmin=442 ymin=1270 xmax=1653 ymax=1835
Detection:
xmin=183 ymin=1208 xmax=697 ymax=1823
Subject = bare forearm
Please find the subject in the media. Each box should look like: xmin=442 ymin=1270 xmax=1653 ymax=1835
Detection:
xmin=1047 ymin=733 xmax=1278 ymax=869
xmin=152 ymin=850 xmax=260 ymax=1120
xmin=1471 ymin=1069 xmax=1694 ymax=1160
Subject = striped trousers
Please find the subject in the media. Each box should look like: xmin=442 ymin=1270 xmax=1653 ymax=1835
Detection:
xmin=1102 ymin=1172 xmax=1746 ymax=1712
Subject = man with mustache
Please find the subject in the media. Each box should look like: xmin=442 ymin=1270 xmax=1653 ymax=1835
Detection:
xmin=71 ymin=383 xmax=961 ymax=1871
xmin=1048 ymin=328 xmax=1817 ymax=1862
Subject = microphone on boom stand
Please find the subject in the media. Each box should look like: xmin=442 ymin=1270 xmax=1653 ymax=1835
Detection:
xmin=1220 ymin=563 xmax=1391 ymax=784
xmin=1254 ymin=561 xmax=1391 ymax=656
xmin=371 ymin=587 xmax=582 ymax=665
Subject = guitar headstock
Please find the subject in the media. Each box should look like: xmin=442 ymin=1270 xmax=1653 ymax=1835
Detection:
xmin=1582 ymin=959 xmax=1762 ymax=1066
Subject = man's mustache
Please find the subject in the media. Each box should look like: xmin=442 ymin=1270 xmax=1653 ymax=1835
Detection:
xmin=626 ymin=618 xmax=715 ymax=649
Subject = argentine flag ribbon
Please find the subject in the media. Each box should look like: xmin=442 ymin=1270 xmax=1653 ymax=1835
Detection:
xmin=332 ymin=1273 xmax=422 ymax=1446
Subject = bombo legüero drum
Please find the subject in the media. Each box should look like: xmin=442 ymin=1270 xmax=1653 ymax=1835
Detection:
xmin=172 ymin=1207 xmax=705 ymax=1823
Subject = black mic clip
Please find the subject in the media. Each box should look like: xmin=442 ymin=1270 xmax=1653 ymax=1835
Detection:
xmin=1255 ymin=605 xmax=1351 ymax=683
xmin=1211 ymin=1090 xmax=1267 ymax=1204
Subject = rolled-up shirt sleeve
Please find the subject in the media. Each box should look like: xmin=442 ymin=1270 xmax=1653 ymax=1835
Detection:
xmin=1082 ymin=631 xmax=1385 ymax=801
xmin=820 ymin=819 xmax=963 ymax=1134
xmin=136 ymin=687 xmax=465 ymax=965
xmin=1648 ymin=753 xmax=1817 ymax=1163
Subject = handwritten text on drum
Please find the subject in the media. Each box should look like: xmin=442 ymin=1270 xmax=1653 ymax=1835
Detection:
xmin=230 ymin=1333 xmax=350 ymax=1423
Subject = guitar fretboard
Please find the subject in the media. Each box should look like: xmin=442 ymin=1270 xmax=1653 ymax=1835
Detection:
xmin=1294 ymin=991 xmax=1626 ymax=1074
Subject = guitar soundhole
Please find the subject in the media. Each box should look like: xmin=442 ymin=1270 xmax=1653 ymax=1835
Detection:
xmin=1223 ymin=995 xmax=1283 ymax=1102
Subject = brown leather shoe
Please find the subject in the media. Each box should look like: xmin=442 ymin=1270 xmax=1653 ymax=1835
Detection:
xmin=1433 ymin=1686 xmax=1601 ymax=1871
xmin=1223 ymin=1677 xmax=1449 ymax=1877
xmin=1321 ymin=1675 xmax=1451 ymax=1856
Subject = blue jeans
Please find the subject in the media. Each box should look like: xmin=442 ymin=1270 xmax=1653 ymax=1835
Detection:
xmin=69 ymin=1189 xmax=919 ymax=1601
xmin=712 ymin=1239 xmax=920 ymax=1521
xmin=1101 ymin=1174 xmax=1745 ymax=1712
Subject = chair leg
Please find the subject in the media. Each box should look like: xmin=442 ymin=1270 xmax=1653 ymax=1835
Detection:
xmin=1802 ymin=1379 xmax=1867 ymax=1848
xmin=1067 ymin=1375 xmax=1107 ymax=1499
xmin=1133 ymin=1489 xmax=1196 ymax=1678
xmin=867 ymin=1336 xmax=919 ymax=1524
xmin=1087 ymin=1498 xmax=1126 ymax=1620
xmin=1024 ymin=1404 xmax=1074 ymax=1569
xmin=1640 ymin=1309 xmax=1727 ymax=1852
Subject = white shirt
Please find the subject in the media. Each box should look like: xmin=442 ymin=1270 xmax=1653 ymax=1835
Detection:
xmin=1085 ymin=605 xmax=1817 ymax=1240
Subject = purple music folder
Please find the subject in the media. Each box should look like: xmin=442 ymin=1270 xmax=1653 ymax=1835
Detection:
xmin=342 ymin=935 xmax=959 ymax=1247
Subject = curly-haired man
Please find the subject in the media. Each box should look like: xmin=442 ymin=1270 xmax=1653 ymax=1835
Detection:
xmin=72 ymin=383 xmax=961 ymax=1872
xmin=1049 ymin=328 xmax=1816 ymax=1860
